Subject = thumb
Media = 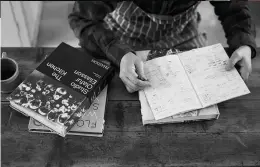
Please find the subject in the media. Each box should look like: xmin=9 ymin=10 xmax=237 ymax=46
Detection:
xmin=135 ymin=59 xmax=147 ymax=80
xmin=226 ymin=52 xmax=242 ymax=71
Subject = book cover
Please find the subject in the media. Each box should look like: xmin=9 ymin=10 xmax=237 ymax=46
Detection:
xmin=7 ymin=42 xmax=114 ymax=137
xmin=28 ymin=86 xmax=108 ymax=137
xmin=139 ymin=90 xmax=219 ymax=125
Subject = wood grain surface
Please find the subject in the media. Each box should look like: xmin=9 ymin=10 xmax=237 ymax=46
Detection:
xmin=1 ymin=47 xmax=260 ymax=167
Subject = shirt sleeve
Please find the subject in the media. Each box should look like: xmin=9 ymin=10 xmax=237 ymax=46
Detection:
xmin=210 ymin=0 xmax=257 ymax=58
xmin=68 ymin=1 xmax=135 ymax=67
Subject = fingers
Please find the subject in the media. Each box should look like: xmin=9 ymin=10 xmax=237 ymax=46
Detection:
xmin=135 ymin=60 xmax=148 ymax=80
xmin=226 ymin=47 xmax=252 ymax=81
xmin=120 ymin=77 xmax=136 ymax=93
xmin=119 ymin=53 xmax=151 ymax=93
xmin=121 ymin=74 xmax=151 ymax=93
xmin=127 ymin=74 xmax=151 ymax=88
xmin=226 ymin=51 xmax=243 ymax=71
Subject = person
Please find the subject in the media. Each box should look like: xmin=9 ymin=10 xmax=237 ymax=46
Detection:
xmin=68 ymin=0 xmax=256 ymax=93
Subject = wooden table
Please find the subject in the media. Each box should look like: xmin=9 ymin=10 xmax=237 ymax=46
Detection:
xmin=1 ymin=47 xmax=260 ymax=167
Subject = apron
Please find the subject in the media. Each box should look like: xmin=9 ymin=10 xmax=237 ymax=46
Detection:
xmin=104 ymin=1 xmax=207 ymax=52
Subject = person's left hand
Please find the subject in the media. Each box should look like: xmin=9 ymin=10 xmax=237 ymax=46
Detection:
xmin=226 ymin=45 xmax=252 ymax=81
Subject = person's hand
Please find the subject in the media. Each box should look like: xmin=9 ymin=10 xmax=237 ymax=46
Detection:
xmin=120 ymin=52 xmax=151 ymax=93
xmin=226 ymin=45 xmax=252 ymax=81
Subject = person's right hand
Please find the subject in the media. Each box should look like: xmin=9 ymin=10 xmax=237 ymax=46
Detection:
xmin=119 ymin=52 xmax=151 ymax=93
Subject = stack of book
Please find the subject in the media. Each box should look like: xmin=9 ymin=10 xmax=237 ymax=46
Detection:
xmin=28 ymin=86 xmax=108 ymax=137
xmin=7 ymin=42 xmax=115 ymax=137
xmin=138 ymin=43 xmax=250 ymax=124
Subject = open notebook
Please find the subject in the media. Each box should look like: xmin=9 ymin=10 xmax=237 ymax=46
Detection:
xmin=143 ymin=43 xmax=250 ymax=120
xmin=139 ymin=90 xmax=219 ymax=125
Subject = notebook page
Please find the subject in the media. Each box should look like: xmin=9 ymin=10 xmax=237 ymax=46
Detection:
xmin=178 ymin=43 xmax=250 ymax=107
xmin=143 ymin=54 xmax=202 ymax=120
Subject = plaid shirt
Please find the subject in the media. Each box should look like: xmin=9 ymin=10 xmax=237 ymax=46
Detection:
xmin=69 ymin=0 xmax=256 ymax=67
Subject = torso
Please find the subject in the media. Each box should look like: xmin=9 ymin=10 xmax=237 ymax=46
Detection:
xmin=104 ymin=1 xmax=205 ymax=50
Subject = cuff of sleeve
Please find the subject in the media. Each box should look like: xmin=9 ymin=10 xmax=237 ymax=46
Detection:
xmin=105 ymin=40 xmax=135 ymax=67
xmin=227 ymin=32 xmax=257 ymax=59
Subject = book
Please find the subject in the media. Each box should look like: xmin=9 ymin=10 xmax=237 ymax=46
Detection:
xmin=28 ymin=86 xmax=108 ymax=137
xmin=139 ymin=90 xmax=219 ymax=125
xmin=142 ymin=43 xmax=250 ymax=120
xmin=6 ymin=42 xmax=115 ymax=137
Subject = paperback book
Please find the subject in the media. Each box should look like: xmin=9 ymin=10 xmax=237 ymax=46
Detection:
xmin=28 ymin=86 xmax=108 ymax=137
xmin=7 ymin=42 xmax=114 ymax=137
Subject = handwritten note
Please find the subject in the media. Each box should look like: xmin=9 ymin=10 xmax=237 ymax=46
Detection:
xmin=178 ymin=43 xmax=250 ymax=107
xmin=143 ymin=55 xmax=202 ymax=120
